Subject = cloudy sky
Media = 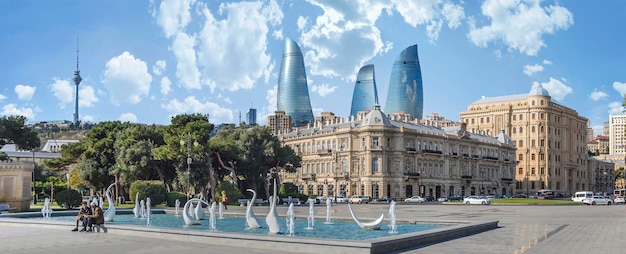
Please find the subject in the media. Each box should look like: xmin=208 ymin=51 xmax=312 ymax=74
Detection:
xmin=1 ymin=0 xmax=624 ymax=135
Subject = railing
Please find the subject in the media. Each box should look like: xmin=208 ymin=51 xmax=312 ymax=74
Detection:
xmin=461 ymin=175 xmax=473 ymax=179
xmin=405 ymin=147 xmax=416 ymax=152
xmin=403 ymin=172 xmax=420 ymax=178
xmin=422 ymin=149 xmax=443 ymax=155
xmin=482 ymin=156 xmax=499 ymax=160
xmin=501 ymin=178 xmax=513 ymax=181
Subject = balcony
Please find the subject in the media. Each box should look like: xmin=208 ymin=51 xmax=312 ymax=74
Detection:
xmin=405 ymin=147 xmax=417 ymax=153
xmin=482 ymin=156 xmax=499 ymax=161
xmin=501 ymin=178 xmax=513 ymax=182
xmin=301 ymin=173 xmax=316 ymax=181
xmin=422 ymin=149 xmax=443 ymax=155
xmin=403 ymin=172 xmax=420 ymax=178
xmin=461 ymin=175 xmax=473 ymax=179
xmin=316 ymin=149 xmax=332 ymax=155
xmin=471 ymin=154 xmax=479 ymax=159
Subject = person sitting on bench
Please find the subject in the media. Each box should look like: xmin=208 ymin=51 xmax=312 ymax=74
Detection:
xmin=72 ymin=201 xmax=91 ymax=232
xmin=86 ymin=201 xmax=107 ymax=233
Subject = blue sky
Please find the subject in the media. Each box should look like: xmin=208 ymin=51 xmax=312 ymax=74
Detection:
xmin=1 ymin=0 xmax=624 ymax=135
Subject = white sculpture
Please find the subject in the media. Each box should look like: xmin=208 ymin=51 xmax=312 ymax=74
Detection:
xmin=133 ymin=193 xmax=140 ymax=218
xmin=104 ymin=183 xmax=116 ymax=222
xmin=194 ymin=193 xmax=205 ymax=220
xmin=265 ymin=178 xmax=281 ymax=234
xmin=183 ymin=198 xmax=210 ymax=226
xmin=245 ymin=189 xmax=261 ymax=228
xmin=347 ymin=203 xmax=384 ymax=230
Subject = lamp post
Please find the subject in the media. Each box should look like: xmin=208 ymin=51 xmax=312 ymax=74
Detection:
xmin=32 ymin=149 xmax=36 ymax=204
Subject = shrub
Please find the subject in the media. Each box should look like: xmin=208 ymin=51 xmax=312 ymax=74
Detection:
xmin=55 ymin=189 xmax=82 ymax=209
xmin=129 ymin=180 xmax=167 ymax=205
xmin=216 ymin=181 xmax=242 ymax=205
xmin=166 ymin=191 xmax=187 ymax=207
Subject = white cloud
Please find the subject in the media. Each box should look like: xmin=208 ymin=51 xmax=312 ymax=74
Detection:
xmin=392 ymin=0 xmax=465 ymax=41
xmin=154 ymin=0 xmax=195 ymax=38
xmin=82 ymin=115 xmax=96 ymax=123
xmin=79 ymin=85 xmax=98 ymax=107
xmin=543 ymin=59 xmax=553 ymax=65
xmin=523 ymin=64 xmax=543 ymax=76
xmin=613 ymin=82 xmax=626 ymax=96
xmin=196 ymin=0 xmax=281 ymax=92
xmin=311 ymin=83 xmax=337 ymax=97
xmin=161 ymin=96 xmax=233 ymax=123
xmin=153 ymin=60 xmax=167 ymax=76
xmin=258 ymin=85 xmax=278 ymax=126
xmin=0 ymin=94 xmax=6 ymax=101
xmin=608 ymin=101 xmax=624 ymax=115
xmin=14 ymin=84 xmax=36 ymax=100
xmin=160 ymin=76 xmax=171 ymax=96
xmin=297 ymin=16 xmax=308 ymax=31
xmin=537 ymin=78 xmax=572 ymax=101
xmin=50 ymin=79 xmax=73 ymax=108
xmin=118 ymin=113 xmax=138 ymax=123
xmin=171 ymin=32 xmax=201 ymax=90
xmin=589 ymin=90 xmax=608 ymax=101
xmin=468 ymin=0 xmax=573 ymax=56
xmin=1 ymin=104 xmax=38 ymax=121
xmin=102 ymin=51 xmax=152 ymax=105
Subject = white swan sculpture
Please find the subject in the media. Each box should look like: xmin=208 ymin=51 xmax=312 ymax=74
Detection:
xmin=41 ymin=197 xmax=52 ymax=220
xmin=246 ymin=189 xmax=261 ymax=228
xmin=265 ymin=178 xmax=281 ymax=234
xmin=104 ymin=183 xmax=116 ymax=222
xmin=133 ymin=193 xmax=140 ymax=218
xmin=183 ymin=198 xmax=211 ymax=226
xmin=347 ymin=202 xmax=384 ymax=230
xmin=194 ymin=193 xmax=205 ymax=220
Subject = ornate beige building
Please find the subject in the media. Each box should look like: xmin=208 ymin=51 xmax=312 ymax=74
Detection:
xmin=459 ymin=83 xmax=591 ymax=196
xmin=278 ymin=105 xmax=516 ymax=200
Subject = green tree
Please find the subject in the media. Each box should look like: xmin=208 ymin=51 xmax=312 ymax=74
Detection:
xmin=0 ymin=115 xmax=40 ymax=153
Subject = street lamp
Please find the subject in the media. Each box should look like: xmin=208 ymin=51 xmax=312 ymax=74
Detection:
xmin=480 ymin=170 xmax=485 ymax=195
xmin=180 ymin=133 xmax=198 ymax=196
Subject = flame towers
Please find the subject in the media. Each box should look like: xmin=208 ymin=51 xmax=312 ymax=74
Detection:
xmin=277 ymin=38 xmax=314 ymax=127
xmin=350 ymin=64 xmax=378 ymax=117
xmin=384 ymin=45 xmax=423 ymax=119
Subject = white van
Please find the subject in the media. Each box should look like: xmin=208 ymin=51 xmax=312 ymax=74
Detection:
xmin=572 ymin=191 xmax=593 ymax=202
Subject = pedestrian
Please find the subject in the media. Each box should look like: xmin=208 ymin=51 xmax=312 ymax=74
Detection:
xmin=221 ymin=191 xmax=228 ymax=210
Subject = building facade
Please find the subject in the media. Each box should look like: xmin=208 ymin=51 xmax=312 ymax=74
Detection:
xmin=609 ymin=114 xmax=626 ymax=155
xmin=278 ymin=105 xmax=516 ymax=200
xmin=246 ymin=108 xmax=257 ymax=126
xmin=459 ymin=83 xmax=590 ymax=196
xmin=268 ymin=111 xmax=293 ymax=135
xmin=277 ymin=38 xmax=314 ymax=127
xmin=384 ymin=45 xmax=424 ymax=120
xmin=350 ymin=64 xmax=378 ymax=118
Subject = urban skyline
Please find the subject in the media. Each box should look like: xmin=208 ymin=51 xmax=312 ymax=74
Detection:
xmin=1 ymin=1 xmax=624 ymax=136
xmin=277 ymin=38 xmax=314 ymax=127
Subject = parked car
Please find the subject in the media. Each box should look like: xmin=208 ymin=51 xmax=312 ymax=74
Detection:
xmin=437 ymin=196 xmax=449 ymax=202
xmin=349 ymin=195 xmax=370 ymax=204
xmin=614 ymin=196 xmax=626 ymax=204
xmin=377 ymin=196 xmax=391 ymax=202
xmin=425 ymin=195 xmax=435 ymax=201
xmin=404 ymin=196 xmax=426 ymax=203
xmin=448 ymin=196 xmax=463 ymax=201
xmin=334 ymin=196 xmax=348 ymax=203
xmin=583 ymin=196 xmax=612 ymax=205
xmin=463 ymin=196 xmax=491 ymax=205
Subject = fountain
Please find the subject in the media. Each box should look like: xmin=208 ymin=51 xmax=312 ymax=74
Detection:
xmin=103 ymin=183 xmax=116 ymax=222
xmin=146 ymin=197 xmax=152 ymax=227
xmin=133 ymin=193 xmax=140 ymax=218
xmin=182 ymin=198 xmax=211 ymax=226
xmin=388 ymin=200 xmax=397 ymax=233
xmin=265 ymin=178 xmax=281 ymax=234
xmin=286 ymin=203 xmax=295 ymax=236
xmin=347 ymin=203 xmax=384 ymax=230
xmin=306 ymin=199 xmax=314 ymax=229
xmin=194 ymin=193 xmax=205 ymax=220
xmin=139 ymin=200 xmax=146 ymax=218
xmin=175 ymin=199 xmax=180 ymax=216
xmin=245 ymin=189 xmax=261 ymax=228
xmin=325 ymin=198 xmax=332 ymax=224
xmin=218 ymin=202 xmax=224 ymax=219
xmin=41 ymin=197 xmax=52 ymax=220
xmin=208 ymin=202 xmax=217 ymax=231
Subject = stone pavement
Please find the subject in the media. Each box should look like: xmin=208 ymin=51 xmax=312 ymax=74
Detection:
xmin=1 ymin=203 xmax=624 ymax=254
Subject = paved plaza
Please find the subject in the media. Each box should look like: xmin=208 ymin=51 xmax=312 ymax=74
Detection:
xmin=1 ymin=203 xmax=625 ymax=253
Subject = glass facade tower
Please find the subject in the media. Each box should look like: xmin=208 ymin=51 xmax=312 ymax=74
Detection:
xmin=246 ymin=108 xmax=257 ymax=125
xmin=384 ymin=45 xmax=423 ymax=119
xmin=277 ymin=38 xmax=314 ymax=127
xmin=350 ymin=64 xmax=378 ymax=117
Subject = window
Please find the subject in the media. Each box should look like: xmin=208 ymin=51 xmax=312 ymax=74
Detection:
xmin=512 ymin=127 xmax=516 ymax=134
xmin=372 ymin=156 xmax=379 ymax=173
xmin=531 ymin=154 xmax=535 ymax=160
xmin=519 ymin=140 xmax=523 ymax=147
xmin=532 ymin=126 xmax=535 ymax=133
xmin=518 ymin=154 xmax=523 ymax=160
xmin=513 ymin=115 xmax=516 ymax=121
xmin=519 ymin=127 xmax=523 ymax=133
xmin=372 ymin=137 xmax=380 ymax=148
xmin=520 ymin=114 xmax=523 ymax=120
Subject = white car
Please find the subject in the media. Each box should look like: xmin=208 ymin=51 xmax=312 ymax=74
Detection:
xmin=404 ymin=196 xmax=426 ymax=203
xmin=334 ymin=196 xmax=348 ymax=203
xmin=463 ymin=196 xmax=491 ymax=205
xmin=583 ymin=196 xmax=612 ymax=205
xmin=614 ymin=196 xmax=626 ymax=204
xmin=349 ymin=195 xmax=370 ymax=204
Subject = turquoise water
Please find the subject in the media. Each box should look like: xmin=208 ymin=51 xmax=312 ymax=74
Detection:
xmin=49 ymin=214 xmax=445 ymax=240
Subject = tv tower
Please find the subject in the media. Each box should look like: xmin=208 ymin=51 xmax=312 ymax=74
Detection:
xmin=72 ymin=39 xmax=82 ymax=128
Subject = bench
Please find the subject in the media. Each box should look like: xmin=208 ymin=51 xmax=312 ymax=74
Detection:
xmin=237 ymin=199 xmax=264 ymax=206
xmin=0 ymin=204 xmax=16 ymax=214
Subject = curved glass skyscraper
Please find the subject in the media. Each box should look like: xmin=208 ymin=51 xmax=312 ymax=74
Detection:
xmin=384 ymin=45 xmax=423 ymax=119
xmin=277 ymin=38 xmax=314 ymax=127
xmin=350 ymin=64 xmax=378 ymax=117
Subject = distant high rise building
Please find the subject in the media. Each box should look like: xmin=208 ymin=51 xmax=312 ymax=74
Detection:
xmin=247 ymin=108 xmax=257 ymax=126
xmin=609 ymin=114 xmax=626 ymax=155
xmin=268 ymin=111 xmax=293 ymax=135
xmin=277 ymin=38 xmax=314 ymax=127
xmin=72 ymin=40 xmax=82 ymax=128
xmin=350 ymin=64 xmax=378 ymax=117
xmin=384 ymin=45 xmax=423 ymax=120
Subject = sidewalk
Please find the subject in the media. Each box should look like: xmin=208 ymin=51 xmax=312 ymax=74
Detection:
xmin=1 ymin=203 xmax=624 ymax=253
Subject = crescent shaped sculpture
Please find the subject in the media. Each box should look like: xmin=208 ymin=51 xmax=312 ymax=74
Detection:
xmin=246 ymin=189 xmax=261 ymax=228
xmin=133 ymin=193 xmax=140 ymax=218
xmin=104 ymin=183 xmax=116 ymax=222
xmin=194 ymin=193 xmax=205 ymax=220
xmin=347 ymin=202 xmax=384 ymax=230
xmin=265 ymin=178 xmax=281 ymax=234
xmin=183 ymin=198 xmax=211 ymax=226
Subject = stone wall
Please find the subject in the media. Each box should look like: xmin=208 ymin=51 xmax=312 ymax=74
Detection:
xmin=0 ymin=162 xmax=33 ymax=211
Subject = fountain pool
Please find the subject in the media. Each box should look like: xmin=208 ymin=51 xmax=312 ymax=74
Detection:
xmin=47 ymin=213 xmax=445 ymax=241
